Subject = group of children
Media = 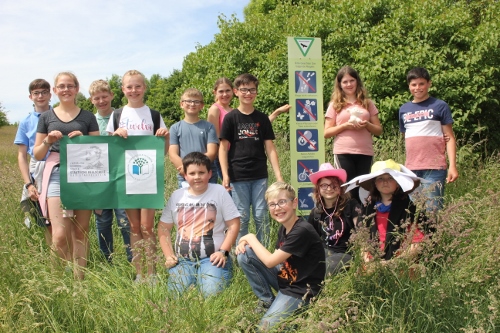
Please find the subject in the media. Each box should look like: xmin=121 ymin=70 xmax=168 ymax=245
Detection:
xmin=14 ymin=66 xmax=457 ymax=330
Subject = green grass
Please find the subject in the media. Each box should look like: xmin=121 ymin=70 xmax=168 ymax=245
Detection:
xmin=0 ymin=124 xmax=499 ymax=332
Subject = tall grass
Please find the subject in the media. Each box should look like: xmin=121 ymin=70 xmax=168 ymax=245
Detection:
xmin=0 ymin=125 xmax=499 ymax=332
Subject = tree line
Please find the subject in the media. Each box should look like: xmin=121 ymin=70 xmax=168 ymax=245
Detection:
xmin=72 ymin=0 xmax=498 ymax=151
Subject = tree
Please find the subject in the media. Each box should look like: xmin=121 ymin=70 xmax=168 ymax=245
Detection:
xmin=0 ymin=102 xmax=9 ymax=127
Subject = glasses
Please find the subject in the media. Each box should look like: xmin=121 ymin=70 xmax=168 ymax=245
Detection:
xmin=31 ymin=90 xmax=50 ymax=97
xmin=267 ymin=199 xmax=292 ymax=210
xmin=56 ymin=85 xmax=77 ymax=91
xmin=319 ymin=183 xmax=339 ymax=191
xmin=182 ymin=100 xmax=203 ymax=105
xmin=375 ymin=176 xmax=396 ymax=184
xmin=238 ymin=88 xmax=257 ymax=94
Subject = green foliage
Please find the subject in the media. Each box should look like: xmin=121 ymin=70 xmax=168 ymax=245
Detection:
xmin=0 ymin=102 xmax=9 ymax=127
xmin=75 ymin=92 xmax=94 ymax=112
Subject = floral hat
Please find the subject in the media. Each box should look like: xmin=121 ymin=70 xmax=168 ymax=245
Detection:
xmin=343 ymin=159 xmax=426 ymax=201
xmin=309 ymin=163 xmax=347 ymax=184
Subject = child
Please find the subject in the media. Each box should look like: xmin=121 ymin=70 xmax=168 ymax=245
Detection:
xmin=158 ymin=152 xmax=240 ymax=297
xmin=236 ymin=182 xmax=325 ymax=330
xmin=14 ymin=79 xmax=52 ymax=243
xmin=208 ymin=77 xmax=291 ymax=182
xmin=89 ymin=79 xmax=132 ymax=262
xmin=169 ymin=88 xmax=218 ymax=188
xmin=399 ymin=67 xmax=458 ymax=210
xmin=324 ymin=66 xmax=383 ymax=204
xmin=219 ymin=73 xmax=283 ymax=245
xmin=34 ymin=72 xmax=100 ymax=280
xmin=344 ymin=160 xmax=426 ymax=262
xmin=106 ymin=70 xmax=169 ymax=282
xmin=308 ymin=163 xmax=360 ymax=275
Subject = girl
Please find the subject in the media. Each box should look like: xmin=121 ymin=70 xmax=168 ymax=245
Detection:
xmin=207 ymin=77 xmax=291 ymax=181
xmin=34 ymin=72 xmax=100 ymax=280
xmin=308 ymin=163 xmax=360 ymax=275
xmin=324 ymin=66 xmax=383 ymax=203
xmin=106 ymin=70 xmax=169 ymax=283
xmin=344 ymin=159 xmax=426 ymax=262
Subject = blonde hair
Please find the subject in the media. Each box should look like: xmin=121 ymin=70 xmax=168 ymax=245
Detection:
xmin=122 ymin=69 xmax=146 ymax=86
xmin=265 ymin=182 xmax=296 ymax=201
xmin=54 ymin=72 xmax=79 ymax=88
xmin=89 ymin=79 xmax=112 ymax=96
xmin=181 ymin=88 xmax=203 ymax=102
xmin=329 ymin=66 xmax=370 ymax=113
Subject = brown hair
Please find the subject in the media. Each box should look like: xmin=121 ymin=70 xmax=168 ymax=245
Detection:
xmin=329 ymin=66 xmax=370 ymax=113
xmin=212 ymin=77 xmax=233 ymax=102
xmin=29 ymin=79 xmax=50 ymax=93
xmin=233 ymin=73 xmax=259 ymax=89
xmin=313 ymin=176 xmax=351 ymax=217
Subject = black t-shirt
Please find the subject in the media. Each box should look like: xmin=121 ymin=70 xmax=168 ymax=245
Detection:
xmin=308 ymin=198 xmax=360 ymax=253
xmin=276 ymin=217 xmax=325 ymax=300
xmin=219 ymin=109 xmax=275 ymax=181
xmin=37 ymin=109 xmax=99 ymax=152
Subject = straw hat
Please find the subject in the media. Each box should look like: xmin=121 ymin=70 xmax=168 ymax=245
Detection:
xmin=308 ymin=163 xmax=347 ymax=184
xmin=343 ymin=159 xmax=426 ymax=201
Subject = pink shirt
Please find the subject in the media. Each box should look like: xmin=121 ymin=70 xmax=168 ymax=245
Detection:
xmin=213 ymin=103 xmax=230 ymax=130
xmin=325 ymin=100 xmax=378 ymax=155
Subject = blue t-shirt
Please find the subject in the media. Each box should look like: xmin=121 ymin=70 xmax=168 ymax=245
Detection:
xmin=14 ymin=109 xmax=47 ymax=158
xmin=169 ymin=120 xmax=218 ymax=158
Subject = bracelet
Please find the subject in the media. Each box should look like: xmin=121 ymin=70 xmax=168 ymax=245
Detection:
xmin=42 ymin=139 xmax=51 ymax=146
xmin=24 ymin=182 xmax=34 ymax=190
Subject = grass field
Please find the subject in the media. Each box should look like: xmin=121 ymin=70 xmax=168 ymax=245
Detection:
xmin=0 ymin=124 xmax=499 ymax=332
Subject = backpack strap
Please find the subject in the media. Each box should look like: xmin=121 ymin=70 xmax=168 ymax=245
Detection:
xmin=112 ymin=108 xmax=123 ymax=131
xmin=150 ymin=108 xmax=161 ymax=134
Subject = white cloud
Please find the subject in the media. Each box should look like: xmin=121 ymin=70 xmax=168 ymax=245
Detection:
xmin=0 ymin=0 xmax=246 ymax=123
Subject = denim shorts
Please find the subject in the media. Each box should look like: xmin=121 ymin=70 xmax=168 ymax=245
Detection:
xmin=47 ymin=166 xmax=61 ymax=198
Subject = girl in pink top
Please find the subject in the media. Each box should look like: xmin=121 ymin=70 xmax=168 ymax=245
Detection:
xmin=324 ymin=66 xmax=383 ymax=203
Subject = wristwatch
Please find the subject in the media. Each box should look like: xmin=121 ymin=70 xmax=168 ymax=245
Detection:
xmin=218 ymin=249 xmax=229 ymax=257
xmin=24 ymin=182 xmax=34 ymax=189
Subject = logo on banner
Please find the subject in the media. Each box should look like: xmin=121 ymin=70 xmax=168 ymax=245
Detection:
xmin=127 ymin=154 xmax=154 ymax=180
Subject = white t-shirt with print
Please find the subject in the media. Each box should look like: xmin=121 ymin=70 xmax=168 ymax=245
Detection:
xmin=106 ymin=105 xmax=167 ymax=135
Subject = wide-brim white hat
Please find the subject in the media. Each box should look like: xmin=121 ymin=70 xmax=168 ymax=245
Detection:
xmin=342 ymin=159 xmax=427 ymax=202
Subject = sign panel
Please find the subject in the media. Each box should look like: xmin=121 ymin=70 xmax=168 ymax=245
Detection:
xmin=288 ymin=37 xmax=324 ymax=216
xmin=60 ymin=136 xmax=165 ymax=209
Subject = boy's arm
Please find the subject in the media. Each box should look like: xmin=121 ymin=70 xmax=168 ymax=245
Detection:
xmin=168 ymin=144 xmax=184 ymax=177
xmin=265 ymin=140 xmax=283 ymax=182
xmin=442 ymin=124 xmax=458 ymax=183
xmin=210 ymin=217 xmax=240 ymax=268
xmin=157 ymin=221 xmax=178 ymax=268
xmin=236 ymin=233 xmax=291 ymax=268
xmin=17 ymin=145 xmax=38 ymax=200
xmin=219 ymin=139 xmax=231 ymax=191
xmin=269 ymin=104 xmax=291 ymax=123
xmin=205 ymin=143 xmax=218 ymax=162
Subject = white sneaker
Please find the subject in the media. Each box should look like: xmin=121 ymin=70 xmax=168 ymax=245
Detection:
xmin=24 ymin=216 xmax=31 ymax=229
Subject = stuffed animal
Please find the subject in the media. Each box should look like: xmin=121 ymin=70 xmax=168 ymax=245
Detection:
xmin=348 ymin=106 xmax=364 ymax=124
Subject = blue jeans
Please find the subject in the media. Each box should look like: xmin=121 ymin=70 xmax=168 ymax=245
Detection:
xmin=167 ymin=256 xmax=233 ymax=298
xmin=412 ymin=169 xmax=447 ymax=211
xmin=231 ymin=178 xmax=269 ymax=245
xmin=237 ymin=246 xmax=305 ymax=330
xmin=325 ymin=249 xmax=352 ymax=276
xmin=94 ymin=209 xmax=132 ymax=262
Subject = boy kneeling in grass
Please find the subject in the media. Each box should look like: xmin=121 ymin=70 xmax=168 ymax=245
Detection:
xmin=158 ymin=152 xmax=240 ymax=297
xmin=236 ymin=182 xmax=325 ymax=331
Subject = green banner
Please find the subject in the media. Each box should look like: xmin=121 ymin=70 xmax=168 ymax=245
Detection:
xmin=287 ymin=37 xmax=324 ymax=215
xmin=60 ymin=136 xmax=165 ymax=209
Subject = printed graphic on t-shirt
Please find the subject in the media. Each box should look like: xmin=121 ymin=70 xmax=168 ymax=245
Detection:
xmin=175 ymin=201 xmax=217 ymax=260
xmin=278 ymin=260 xmax=298 ymax=283
xmin=237 ymin=122 xmax=260 ymax=140
xmin=401 ymin=108 xmax=435 ymax=124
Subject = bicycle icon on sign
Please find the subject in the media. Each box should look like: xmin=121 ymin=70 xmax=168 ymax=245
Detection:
xmin=298 ymin=168 xmax=313 ymax=181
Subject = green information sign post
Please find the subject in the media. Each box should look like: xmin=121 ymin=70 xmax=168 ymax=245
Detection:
xmin=287 ymin=37 xmax=324 ymax=215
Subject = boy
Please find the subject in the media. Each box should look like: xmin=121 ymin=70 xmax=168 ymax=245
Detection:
xmin=219 ymin=73 xmax=283 ymax=246
xmin=399 ymin=67 xmax=458 ymax=210
xmin=169 ymin=88 xmax=218 ymax=188
xmin=14 ymin=79 xmax=52 ymax=244
xmin=158 ymin=152 xmax=240 ymax=297
xmin=236 ymin=182 xmax=325 ymax=330
xmin=89 ymin=79 xmax=132 ymax=262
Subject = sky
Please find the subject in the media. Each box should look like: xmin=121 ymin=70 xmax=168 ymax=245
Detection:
xmin=0 ymin=1 xmax=248 ymax=123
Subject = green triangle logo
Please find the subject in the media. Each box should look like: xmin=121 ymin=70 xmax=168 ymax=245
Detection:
xmin=294 ymin=38 xmax=315 ymax=57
